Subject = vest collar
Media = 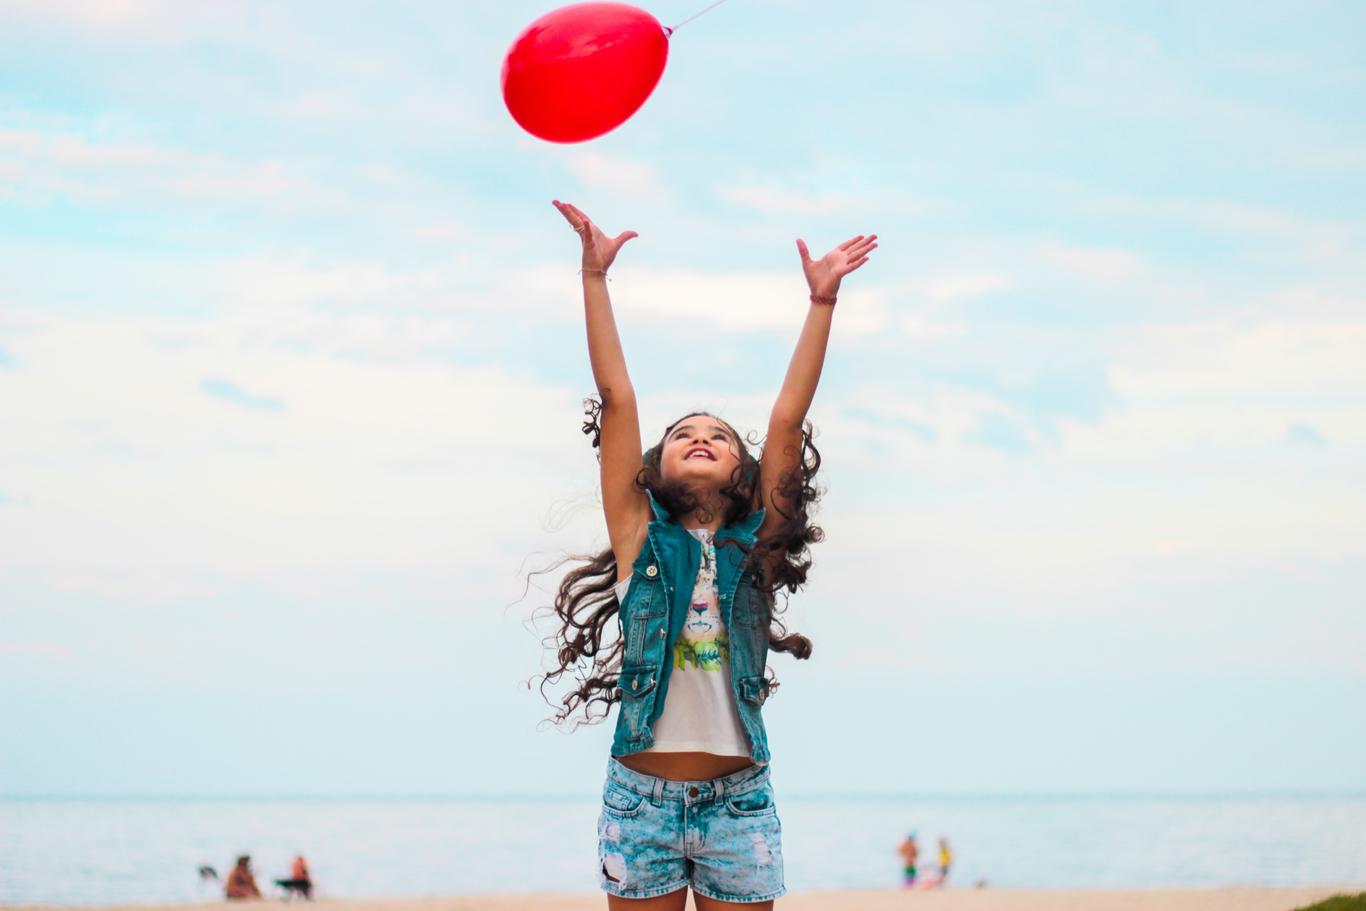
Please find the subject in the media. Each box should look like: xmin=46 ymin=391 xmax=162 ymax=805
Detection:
xmin=645 ymin=489 xmax=766 ymax=544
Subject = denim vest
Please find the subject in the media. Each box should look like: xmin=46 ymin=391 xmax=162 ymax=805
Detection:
xmin=610 ymin=492 xmax=774 ymax=763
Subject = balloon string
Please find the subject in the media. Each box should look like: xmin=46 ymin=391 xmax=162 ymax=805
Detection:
xmin=666 ymin=0 xmax=730 ymax=33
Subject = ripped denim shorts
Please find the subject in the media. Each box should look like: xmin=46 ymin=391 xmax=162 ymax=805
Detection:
xmin=597 ymin=757 xmax=786 ymax=903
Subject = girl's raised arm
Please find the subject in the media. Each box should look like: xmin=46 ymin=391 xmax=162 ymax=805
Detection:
xmin=759 ymin=232 xmax=878 ymax=546
xmin=553 ymin=200 xmax=650 ymax=576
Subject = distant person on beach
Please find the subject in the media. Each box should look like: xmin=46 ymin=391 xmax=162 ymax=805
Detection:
xmin=540 ymin=201 xmax=877 ymax=908
xmin=274 ymin=854 xmax=313 ymax=900
xmin=898 ymin=832 xmax=920 ymax=887
xmin=292 ymin=855 xmax=311 ymax=894
xmin=224 ymin=855 xmax=261 ymax=901
xmin=938 ymin=836 xmax=953 ymax=885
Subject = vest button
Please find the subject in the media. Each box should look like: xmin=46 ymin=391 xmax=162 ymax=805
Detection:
xmin=631 ymin=678 xmax=638 ymax=690
xmin=645 ymin=565 xmax=658 ymax=577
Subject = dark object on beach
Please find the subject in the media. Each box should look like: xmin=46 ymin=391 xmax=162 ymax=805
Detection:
xmin=199 ymin=866 xmax=219 ymax=881
xmin=274 ymin=878 xmax=312 ymax=900
xmin=275 ymin=855 xmax=313 ymax=900
xmin=225 ymin=855 xmax=262 ymax=901
xmin=1294 ymin=895 xmax=1366 ymax=911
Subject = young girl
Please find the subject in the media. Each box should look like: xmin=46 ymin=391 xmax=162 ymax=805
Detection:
xmin=545 ymin=199 xmax=876 ymax=909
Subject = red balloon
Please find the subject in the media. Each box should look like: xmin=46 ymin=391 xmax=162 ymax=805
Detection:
xmin=502 ymin=3 xmax=670 ymax=143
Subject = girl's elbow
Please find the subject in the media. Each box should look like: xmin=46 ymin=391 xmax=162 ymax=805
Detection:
xmin=768 ymin=408 xmax=805 ymax=432
xmin=599 ymin=385 xmax=637 ymax=411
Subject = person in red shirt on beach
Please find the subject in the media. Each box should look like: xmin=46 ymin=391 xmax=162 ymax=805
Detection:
xmin=288 ymin=855 xmax=312 ymax=899
xmin=274 ymin=854 xmax=313 ymax=900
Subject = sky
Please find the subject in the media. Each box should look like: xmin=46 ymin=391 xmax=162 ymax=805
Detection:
xmin=1 ymin=0 xmax=1364 ymax=798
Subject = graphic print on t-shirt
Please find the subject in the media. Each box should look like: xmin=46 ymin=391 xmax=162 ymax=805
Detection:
xmin=675 ymin=531 xmax=729 ymax=671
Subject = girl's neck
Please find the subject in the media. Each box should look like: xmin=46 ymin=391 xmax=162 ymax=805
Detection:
xmin=678 ymin=490 xmax=726 ymax=534
xmin=681 ymin=514 xmax=723 ymax=534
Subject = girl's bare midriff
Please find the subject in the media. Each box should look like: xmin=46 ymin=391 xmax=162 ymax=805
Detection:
xmin=616 ymin=751 xmax=755 ymax=781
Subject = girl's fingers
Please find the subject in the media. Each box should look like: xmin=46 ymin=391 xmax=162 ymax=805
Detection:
xmin=613 ymin=230 xmax=639 ymax=246
xmin=552 ymin=200 xmax=578 ymax=226
xmin=845 ymin=241 xmax=878 ymax=261
xmin=837 ymin=234 xmax=866 ymax=252
xmin=553 ymin=201 xmax=590 ymax=234
xmin=796 ymin=238 xmax=812 ymax=263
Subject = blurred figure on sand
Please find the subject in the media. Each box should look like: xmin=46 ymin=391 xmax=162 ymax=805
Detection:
xmin=898 ymin=832 xmax=919 ymax=887
xmin=224 ymin=856 xmax=261 ymax=900
xmin=274 ymin=854 xmax=312 ymax=900
xmin=196 ymin=865 xmax=219 ymax=897
xmin=939 ymin=836 xmax=953 ymax=884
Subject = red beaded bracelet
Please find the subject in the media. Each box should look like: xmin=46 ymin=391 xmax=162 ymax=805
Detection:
xmin=809 ymin=293 xmax=837 ymax=306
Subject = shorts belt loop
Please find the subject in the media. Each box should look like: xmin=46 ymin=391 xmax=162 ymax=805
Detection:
xmin=715 ymin=777 xmax=726 ymax=801
xmin=651 ymin=777 xmax=665 ymax=807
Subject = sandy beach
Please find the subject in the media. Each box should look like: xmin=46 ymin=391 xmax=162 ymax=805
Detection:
xmin=13 ymin=890 xmax=1352 ymax=911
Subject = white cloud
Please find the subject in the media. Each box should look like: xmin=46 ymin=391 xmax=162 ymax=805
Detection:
xmin=1059 ymin=185 xmax=1353 ymax=266
xmin=0 ymin=308 xmax=585 ymax=601
xmin=505 ymin=263 xmax=894 ymax=336
xmin=0 ymin=640 xmax=76 ymax=659
xmin=567 ymin=152 xmax=668 ymax=203
xmin=0 ymin=0 xmax=247 ymax=42
xmin=0 ymin=120 xmax=346 ymax=209
xmin=719 ymin=185 xmax=862 ymax=216
xmin=1041 ymin=240 xmax=1142 ymax=283
xmin=919 ymin=273 xmax=1011 ymax=306
xmin=1113 ymin=320 xmax=1366 ymax=404
xmin=220 ymin=257 xmax=452 ymax=313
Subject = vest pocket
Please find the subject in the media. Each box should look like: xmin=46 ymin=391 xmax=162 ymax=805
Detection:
xmin=738 ymin=675 xmax=769 ymax=706
xmin=625 ymin=613 xmax=648 ymax=664
xmin=619 ymin=665 xmax=658 ymax=699
xmin=632 ymin=578 xmax=665 ymax=618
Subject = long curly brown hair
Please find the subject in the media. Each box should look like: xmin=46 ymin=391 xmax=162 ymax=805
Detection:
xmin=534 ymin=398 xmax=824 ymax=729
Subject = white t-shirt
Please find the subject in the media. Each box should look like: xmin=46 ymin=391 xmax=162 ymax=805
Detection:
xmin=614 ymin=528 xmax=751 ymax=758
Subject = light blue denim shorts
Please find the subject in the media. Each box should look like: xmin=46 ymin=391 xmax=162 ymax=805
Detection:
xmin=597 ymin=757 xmax=786 ymax=903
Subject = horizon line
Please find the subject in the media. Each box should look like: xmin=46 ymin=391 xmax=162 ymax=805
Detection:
xmin=5 ymin=789 xmax=1365 ymax=803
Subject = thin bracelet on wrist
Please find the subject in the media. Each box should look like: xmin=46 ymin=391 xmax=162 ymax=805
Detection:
xmin=809 ymin=293 xmax=836 ymax=306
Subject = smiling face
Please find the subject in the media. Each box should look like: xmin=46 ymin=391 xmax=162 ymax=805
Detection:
xmin=657 ymin=414 xmax=743 ymax=490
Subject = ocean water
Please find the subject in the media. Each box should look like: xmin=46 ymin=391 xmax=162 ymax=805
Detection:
xmin=3 ymin=795 xmax=1365 ymax=905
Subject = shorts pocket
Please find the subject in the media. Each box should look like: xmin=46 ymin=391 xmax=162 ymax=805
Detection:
xmin=724 ymin=785 xmax=777 ymax=818
xmin=602 ymin=785 xmax=647 ymax=818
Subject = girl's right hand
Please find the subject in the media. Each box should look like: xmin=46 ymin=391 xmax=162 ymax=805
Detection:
xmin=553 ymin=200 xmax=637 ymax=273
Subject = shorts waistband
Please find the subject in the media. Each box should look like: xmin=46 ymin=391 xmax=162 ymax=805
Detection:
xmin=606 ymin=756 xmax=770 ymax=803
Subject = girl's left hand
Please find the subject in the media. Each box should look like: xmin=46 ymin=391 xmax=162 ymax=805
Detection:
xmin=796 ymin=233 xmax=878 ymax=299
xmin=553 ymin=199 xmax=637 ymax=273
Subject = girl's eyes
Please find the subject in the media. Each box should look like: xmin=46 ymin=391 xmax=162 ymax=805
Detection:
xmin=671 ymin=431 xmax=729 ymax=441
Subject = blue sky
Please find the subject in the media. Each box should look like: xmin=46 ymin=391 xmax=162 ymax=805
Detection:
xmin=2 ymin=0 xmax=1364 ymax=797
